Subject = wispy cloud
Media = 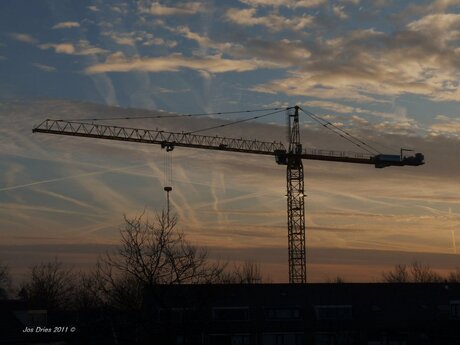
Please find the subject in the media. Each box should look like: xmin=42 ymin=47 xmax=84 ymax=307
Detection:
xmin=332 ymin=4 xmax=348 ymax=19
xmin=32 ymin=63 xmax=56 ymax=72
xmin=39 ymin=40 xmax=108 ymax=55
xmin=226 ymin=8 xmax=314 ymax=31
xmin=85 ymin=53 xmax=286 ymax=76
xmin=9 ymin=33 xmax=38 ymax=44
xmin=239 ymin=0 xmax=326 ymax=8
xmin=0 ymin=164 xmax=148 ymax=193
xmin=52 ymin=21 xmax=80 ymax=29
xmin=139 ymin=2 xmax=206 ymax=16
xmin=249 ymin=14 xmax=460 ymax=102
xmin=429 ymin=115 xmax=460 ymax=137
xmin=87 ymin=5 xmax=100 ymax=12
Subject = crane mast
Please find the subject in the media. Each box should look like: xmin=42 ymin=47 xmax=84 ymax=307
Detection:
xmin=286 ymin=106 xmax=306 ymax=283
xmin=32 ymin=108 xmax=425 ymax=284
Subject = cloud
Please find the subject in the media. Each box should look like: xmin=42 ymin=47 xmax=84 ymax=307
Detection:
xmin=226 ymin=8 xmax=314 ymax=31
xmin=173 ymin=26 xmax=231 ymax=51
xmin=109 ymin=33 xmax=138 ymax=46
xmin=40 ymin=43 xmax=76 ymax=54
xmin=239 ymin=0 xmax=326 ymax=8
xmin=429 ymin=115 xmax=460 ymax=137
xmin=9 ymin=33 xmax=38 ymax=44
xmin=140 ymin=2 xmax=205 ymax=16
xmin=85 ymin=53 xmax=286 ymax=76
xmin=249 ymin=15 xmax=460 ymax=102
xmin=407 ymin=13 xmax=460 ymax=43
xmin=52 ymin=22 xmax=80 ymax=29
xmin=32 ymin=63 xmax=56 ymax=72
xmin=0 ymin=164 xmax=148 ymax=193
xmin=88 ymin=5 xmax=100 ymax=12
xmin=104 ymin=31 xmax=178 ymax=48
xmin=399 ymin=0 xmax=460 ymax=18
xmin=142 ymin=37 xmax=177 ymax=47
xmin=155 ymin=87 xmax=191 ymax=93
xmin=173 ymin=26 xmax=312 ymax=71
xmin=332 ymin=5 xmax=348 ymax=19
xmin=39 ymin=40 xmax=108 ymax=56
xmin=301 ymin=100 xmax=401 ymax=121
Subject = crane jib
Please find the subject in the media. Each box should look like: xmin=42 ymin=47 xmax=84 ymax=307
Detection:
xmin=32 ymin=120 xmax=424 ymax=168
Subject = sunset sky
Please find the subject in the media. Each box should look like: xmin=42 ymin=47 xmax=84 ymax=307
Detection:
xmin=1 ymin=0 xmax=460 ymax=283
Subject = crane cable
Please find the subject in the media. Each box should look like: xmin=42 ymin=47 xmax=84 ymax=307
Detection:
xmin=299 ymin=107 xmax=381 ymax=155
xmin=57 ymin=107 xmax=288 ymax=122
xmin=54 ymin=103 xmax=381 ymax=154
xmin=163 ymin=150 xmax=172 ymax=189
xmin=187 ymin=108 xmax=290 ymax=134
xmin=163 ymin=148 xmax=173 ymax=224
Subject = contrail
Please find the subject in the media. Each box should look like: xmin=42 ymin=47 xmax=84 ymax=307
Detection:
xmin=0 ymin=164 xmax=148 ymax=192
xmin=452 ymin=231 xmax=457 ymax=254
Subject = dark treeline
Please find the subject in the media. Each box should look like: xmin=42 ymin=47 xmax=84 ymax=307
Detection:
xmin=2 ymin=212 xmax=460 ymax=344
xmin=382 ymin=260 xmax=460 ymax=283
xmin=0 ymin=211 xmax=264 ymax=309
xmin=2 ymin=211 xmax=460 ymax=305
xmin=1 ymin=211 xmax=268 ymax=344
xmin=2 ymin=212 xmax=460 ymax=305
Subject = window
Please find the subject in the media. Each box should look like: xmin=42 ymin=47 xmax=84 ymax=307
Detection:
xmin=13 ymin=310 xmax=47 ymax=327
xmin=213 ymin=307 xmax=249 ymax=321
xmin=266 ymin=308 xmax=301 ymax=320
xmin=262 ymin=333 xmax=304 ymax=345
xmin=315 ymin=332 xmax=357 ymax=345
xmin=209 ymin=334 xmax=250 ymax=345
xmin=315 ymin=305 xmax=352 ymax=320
xmin=450 ymin=300 xmax=460 ymax=320
xmin=315 ymin=333 xmax=335 ymax=345
xmin=159 ymin=308 xmax=197 ymax=322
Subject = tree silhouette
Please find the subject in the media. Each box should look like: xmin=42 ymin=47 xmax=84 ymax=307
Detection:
xmin=448 ymin=267 xmax=460 ymax=283
xmin=94 ymin=211 xmax=227 ymax=309
xmin=382 ymin=261 xmax=443 ymax=283
xmin=218 ymin=261 xmax=263 ymax=284
xmin=18 ymin=258 xmax=75 ymax=310
xmin=0 ymin=261 xmax=11 ymax=299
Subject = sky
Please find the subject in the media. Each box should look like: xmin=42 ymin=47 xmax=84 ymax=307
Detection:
xmin=1 ymin=0 xmax=460 ymax=283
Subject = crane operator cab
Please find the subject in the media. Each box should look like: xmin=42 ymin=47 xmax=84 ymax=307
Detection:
xmin=274 ymin=149 xmax=288 ymax=165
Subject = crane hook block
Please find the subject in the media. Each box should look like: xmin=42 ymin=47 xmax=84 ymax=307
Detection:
xmin=161 ymin=142 xmax=175 ymax=152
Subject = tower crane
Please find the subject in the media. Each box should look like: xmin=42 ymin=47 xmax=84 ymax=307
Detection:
xmin=32 ymin=105 xmax=424 ymax=283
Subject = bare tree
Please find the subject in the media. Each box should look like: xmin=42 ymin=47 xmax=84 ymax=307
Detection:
xmin=234 ymin=261 xmax=262 ymax=284
xmin=18 ymin=258 xmax=75 ymax=310
xmin=218 ymin=261 xmax=263 ymax=284
xmin=0 ymin=261 xmax=11 ymax=299
xmin=448 ymin=267 xmax=460 ymax=283
xmin=382 ymin=264 xmax=410 ymax=283
xmin=409 ymin=260 xmax=443 ymax=282
xmin=382 ymin=261 xmax=443 ymax=283
xmin=73 ymin=272 xmax=106 ymax=311
xmin=95 ymin=211 xmax=226 ymax=309
xmin=326 ymin=276 xmax=346 ymax=284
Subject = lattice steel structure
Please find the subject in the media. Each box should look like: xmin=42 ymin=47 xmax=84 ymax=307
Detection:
xmin=33 ymin=108 xmax=425 ymax=284
xmin=286 ymin=106 xmax=306 ymax=283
